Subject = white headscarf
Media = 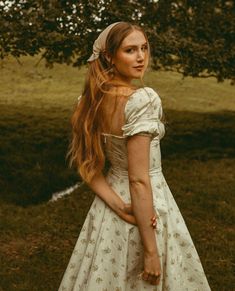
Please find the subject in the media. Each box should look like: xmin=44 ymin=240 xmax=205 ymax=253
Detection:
xmin=87 ymin=22 xmax=121 ymax=62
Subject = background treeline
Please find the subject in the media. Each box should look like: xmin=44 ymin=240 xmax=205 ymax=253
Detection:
xmin=0 ymin=0 xmax=234 ymax=81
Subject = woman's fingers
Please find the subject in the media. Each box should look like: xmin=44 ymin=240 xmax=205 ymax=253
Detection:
xmin=140 ymin=271 xmax=161 ymax=285
xmin=122 ymin=203 xmax=159 ymax=228
xmin=141 ymin=271 xmax=149 ymax=281
xmin=121 ymin=212 xmax=137 ymax=225
xmin=125 ymin=214 xmax=137 ymax=225
xmin=123 ymin=203 xmax=133 ymax=214
xmin=149 ymin=273 xmax=161 ymax=285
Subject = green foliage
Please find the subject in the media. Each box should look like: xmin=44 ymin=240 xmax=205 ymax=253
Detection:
xmin=0 ymin=0 xmax=234 ymax=80
xmin=142 ymin=0 xmax=235 ymax=81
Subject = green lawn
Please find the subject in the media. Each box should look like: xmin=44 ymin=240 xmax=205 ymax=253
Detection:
xmin=0 ymin=55 xmax=234 ymax=290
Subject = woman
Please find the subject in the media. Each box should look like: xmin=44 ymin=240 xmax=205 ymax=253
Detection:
xmin=58 ymin=22 xmax=211 ymax=290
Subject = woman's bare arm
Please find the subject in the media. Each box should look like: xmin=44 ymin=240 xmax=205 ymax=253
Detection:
xmin=127 ymin=134 xmax=161 ymax=285
xmin=87 ymin=172 xmax=136 ymax=225
xmin=127 ymin=134 xmax=158 ymax=255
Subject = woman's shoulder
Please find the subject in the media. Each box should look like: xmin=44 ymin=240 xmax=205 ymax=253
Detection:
xmin=122 ymin=87 xmax=163 ymax=135
xmin=128 ymin=86 xmax=161 ymax=107
xmin=124 ymin=87 xmax=161 ymax=118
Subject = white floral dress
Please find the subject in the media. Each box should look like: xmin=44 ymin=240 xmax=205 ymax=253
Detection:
xmin=58 ymin=87 xmax=211 ymax=291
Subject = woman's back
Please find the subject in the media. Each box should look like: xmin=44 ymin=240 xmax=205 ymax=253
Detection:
xmin=102 ymin=87 xmax=165 ymax=176
xmin=101 ymin=86 xmax=135 ymax=136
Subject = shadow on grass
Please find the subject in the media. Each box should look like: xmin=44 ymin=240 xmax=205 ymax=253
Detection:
xmin=0 ymin=105 xmax=235 ymax=206
xmin=162 ymin=109 xmax=235 ymax=159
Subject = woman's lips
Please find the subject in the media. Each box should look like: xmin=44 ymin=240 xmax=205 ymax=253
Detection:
xmin=134 ymin=66 xmax=144 ymax=70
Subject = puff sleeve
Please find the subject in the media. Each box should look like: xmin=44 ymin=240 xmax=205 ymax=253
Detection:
xmin=122 ymin=87 xmax=164 ymax=139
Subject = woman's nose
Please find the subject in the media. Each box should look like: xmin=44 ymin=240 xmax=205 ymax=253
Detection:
xmin=137 ymin=49 xmax=145 ymax=61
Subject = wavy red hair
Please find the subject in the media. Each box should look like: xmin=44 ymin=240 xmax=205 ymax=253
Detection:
xmin=67 ymin=22 xmax=149 ymax=183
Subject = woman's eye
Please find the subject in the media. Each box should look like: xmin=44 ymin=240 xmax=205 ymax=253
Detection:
xmin=125 ymin=46 xmax=148 ymax=53
xmin=126 ymin=48 xmax=135 ymax=53
xmin=141 ymin=45 xmax=148 ymax=51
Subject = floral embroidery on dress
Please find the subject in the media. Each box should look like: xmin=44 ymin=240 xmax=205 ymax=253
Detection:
xmin=58 ymin=87 xmax=211 ymax=291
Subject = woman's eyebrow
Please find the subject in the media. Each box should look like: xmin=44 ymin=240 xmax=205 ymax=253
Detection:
xmin=121 ymin=42 xmax=148 ymax=49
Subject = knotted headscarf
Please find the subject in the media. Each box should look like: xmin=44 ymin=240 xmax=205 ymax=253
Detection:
xmin=87 ymin=22 xmax=121 ymax=62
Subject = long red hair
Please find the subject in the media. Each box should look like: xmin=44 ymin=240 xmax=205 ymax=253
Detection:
xmin=67 ymin=22 xmax=149 ymax=183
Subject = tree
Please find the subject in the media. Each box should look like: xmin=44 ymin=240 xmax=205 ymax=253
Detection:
xmin=0 ymin=0 xmax=234 ymax=81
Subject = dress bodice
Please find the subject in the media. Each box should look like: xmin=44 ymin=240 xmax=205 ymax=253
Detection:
xmin=102 ymin=87 xmax=165 ymax=177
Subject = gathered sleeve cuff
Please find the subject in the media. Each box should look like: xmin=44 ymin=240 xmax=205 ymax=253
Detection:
xmin=122 ymin=87 xmax=163 ymax=139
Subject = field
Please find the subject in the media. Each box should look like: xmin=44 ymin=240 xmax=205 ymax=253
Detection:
xmin=0 ymin=55 xmax=234 ymax=290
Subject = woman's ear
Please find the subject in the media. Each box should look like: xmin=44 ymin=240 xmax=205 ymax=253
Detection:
xmin=104 ymin=51 xmax=112 ymax=64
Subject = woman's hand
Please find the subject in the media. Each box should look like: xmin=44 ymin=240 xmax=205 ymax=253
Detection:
xmin=141 ymin=251 xmax=161 ymax=285
xmin=119 ymin=203 xmax=137 ymax=225
xmin=119 ymin=203 xmax=158 ymax=227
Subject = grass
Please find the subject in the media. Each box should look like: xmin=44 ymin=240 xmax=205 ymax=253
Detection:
xmin=0 ymin=55 xmax=234 ymax=290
